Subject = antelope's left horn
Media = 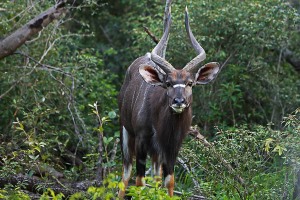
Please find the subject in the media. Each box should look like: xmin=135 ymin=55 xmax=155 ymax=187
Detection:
xmin=183 ymin=6 xmax=206 ymax=73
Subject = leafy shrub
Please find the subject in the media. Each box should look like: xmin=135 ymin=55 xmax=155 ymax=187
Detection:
xmin=0 ymin=189 xmax=30 ymax=200
xmin=179 ymin=108 xmax=300 ymax=199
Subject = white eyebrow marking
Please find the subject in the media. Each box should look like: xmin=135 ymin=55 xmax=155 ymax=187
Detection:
xmin=173 ymin=84 xmax=186 ymax=88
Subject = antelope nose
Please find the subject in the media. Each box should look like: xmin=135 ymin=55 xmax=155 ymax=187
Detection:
xmin=173 ymin=98 xmax=185 ymax=105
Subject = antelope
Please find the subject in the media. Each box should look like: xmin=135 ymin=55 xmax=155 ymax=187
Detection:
xmin=118 ymin=5 xmax=221 ymax=198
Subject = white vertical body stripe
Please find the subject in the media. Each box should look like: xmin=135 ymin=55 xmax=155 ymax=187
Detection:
xmin=122 ymin=126 xmax=130 ymax=161
xmin=173 ymin=84 xmax=186 ymax=88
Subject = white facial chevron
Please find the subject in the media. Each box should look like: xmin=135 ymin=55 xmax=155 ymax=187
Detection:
xmin=173 ymin=84 xmax=185 ymax=88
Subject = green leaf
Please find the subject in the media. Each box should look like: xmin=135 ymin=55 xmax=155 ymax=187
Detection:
xmin=264 ymin=138 xmax=274 ymax=152
xmin=272 ymin=145 xmax=286 ymax=156
xmin=39 ymin=142 xmax=46 ymax=147
xmin=98 ymin=126 xmax=104 ymax=133
xmin=34 ymin=146 xmax=41 ymax=152
xmin=107 ymin=137 xmax=113 ymax=144
xmin=103 ymin=136 xmax=107 ymax=144
xmin=29 ymin=154 xmax=40 ymax=160
xmin=108 ymin=111 xmax=116 ymax=119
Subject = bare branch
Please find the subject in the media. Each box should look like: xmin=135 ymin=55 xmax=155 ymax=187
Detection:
xmin=143 ymin=26 xmax=159 ymax=44
xmin=91 ymin=102 xmax=104 ymax=181
xmin=109 ymin=138 xmax=120 ymax=165
xmin=0 ymin=81 xmax=21 ymax=100
xmin=14 ymin=51 xmax=72 ymax=76
xmin=177 ymin=157 xmax=200 ymax=190
xmin=0 ymin=53 xmax=39 ymax=99
xmin=0 ymin=1 xmax=67 ymax=59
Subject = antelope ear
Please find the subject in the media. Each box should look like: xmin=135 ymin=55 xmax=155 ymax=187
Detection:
xmin=139 ymin=65 xmax=164 ymax=86
xmin=195 ymin=62 xmax=221 ymax=85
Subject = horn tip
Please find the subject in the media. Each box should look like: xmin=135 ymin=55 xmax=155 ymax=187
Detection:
xmin=185 ymin=6 xmax=189 ymax=21
xmin=185 ymin=7 xmax=189 ymax=27
xmin=185 ymin=6 xmax=189 ymax=14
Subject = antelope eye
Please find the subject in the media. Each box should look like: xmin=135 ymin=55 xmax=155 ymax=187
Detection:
xmin=187 ymin=81 xmax=193 ymax=87
xmin=165 ymin=82 xmax=171 ymax=87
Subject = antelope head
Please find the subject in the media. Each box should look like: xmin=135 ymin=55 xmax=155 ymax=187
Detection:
xmin=139 ymin=7 xmax=221 ymax=114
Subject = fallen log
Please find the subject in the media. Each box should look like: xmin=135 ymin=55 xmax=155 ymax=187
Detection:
xmin=0 ymin=174 xmax=101 ymax=198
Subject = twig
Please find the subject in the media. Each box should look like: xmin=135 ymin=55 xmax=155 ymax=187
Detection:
xmin=0 ymin=81 xmax=20 ymax=100
xmin=173 ymin=190 xmax=206 ymax=200
xmin=143 ymin=26 xmax=159 ymax=44
xmin=100 ymin=25 xmax=112 ymax=44
xmin=14 ymin=51 xmax=72 ymax=76
xmin=219 ymin=49 xmax=237 ymax=69
xmin=0 ymin=2 xmax=36 ymax=25
xmin=109 ymin=138 xmax=120 ymax=164
xmin=0 ymin=56 xmax=38 ymax=99
xmin=177 ymin=157 xmax=200 ymax=190
xmin=103 ymin=138 xmax=120 ymax=175
xmin=92 ymin=102 xmax=104 ymax=181
xmin=67 ymin=77 xmax=81 ymax=137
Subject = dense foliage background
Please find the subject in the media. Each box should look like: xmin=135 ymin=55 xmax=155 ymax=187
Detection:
xmin=0 ymin=0 xmax=299 ymax=199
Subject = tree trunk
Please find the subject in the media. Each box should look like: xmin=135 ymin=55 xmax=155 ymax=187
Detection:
xmin=293 ymin=169 xmax=300 ymax=200
xmin=283 ymin=49 xmax=300 ymax=72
